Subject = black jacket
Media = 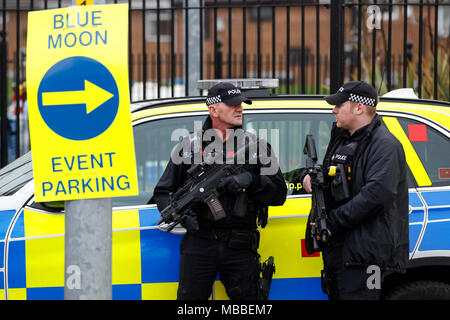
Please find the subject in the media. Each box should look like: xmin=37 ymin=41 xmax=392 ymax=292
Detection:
xmin=324 ymin=114 xmax=409 ymax=272
xmin=153 ymin=116 xmax=287 ymax=231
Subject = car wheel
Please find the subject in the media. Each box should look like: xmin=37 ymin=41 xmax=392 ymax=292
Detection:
xmin=385 ymin=281 xmax=450 ymax=300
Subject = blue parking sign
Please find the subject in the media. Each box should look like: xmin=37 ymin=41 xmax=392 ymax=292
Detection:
xmin=37 ymin=56 xmax=119 ymax=141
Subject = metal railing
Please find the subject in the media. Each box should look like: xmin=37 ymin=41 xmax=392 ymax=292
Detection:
xmin=0 ymin=0 xmax=449 ymax=166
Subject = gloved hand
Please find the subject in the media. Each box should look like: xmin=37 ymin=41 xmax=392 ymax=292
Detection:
xmin=218 ymin=171 xmax=254 ymax=194
xmin=180 ymin=209 xmax=199 ymax=233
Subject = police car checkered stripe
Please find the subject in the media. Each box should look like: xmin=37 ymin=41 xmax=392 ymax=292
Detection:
xmin=206 ymin=95 xmax=222 ymax=105
xmin=349 ymin=93 xmax=376 ymax=107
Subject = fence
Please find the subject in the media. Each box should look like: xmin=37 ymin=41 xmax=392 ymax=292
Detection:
xmin=0 ymin=0 xmax=449 ymax=166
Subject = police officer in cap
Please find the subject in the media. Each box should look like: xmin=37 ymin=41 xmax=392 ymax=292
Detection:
xmin=154 ymin=82 xmax=286 ymax=300
xmin=303 ymin=81 xmax=409 ymax=299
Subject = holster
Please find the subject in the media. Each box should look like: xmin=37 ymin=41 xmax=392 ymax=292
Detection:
xmin=321 ymin=269 xmax=338 ymax=299
xmin=228 ymin=229 xmax=260 ymax=251
xmin=321 ymin=269 xmax=329 ymax=295
xmin=257 ymin=256 xmax=275 ymax=300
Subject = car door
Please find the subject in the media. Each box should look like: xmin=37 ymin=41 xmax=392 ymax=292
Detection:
xmin=382 ymin=115 xmax=450 ymax=260
xmin=6 ymin=201 xmax=65 ymax=300
xmin=378 ymin=115 xmax=427 ymax=259
xmin=0 ymin=152 xmax=34 ymax=300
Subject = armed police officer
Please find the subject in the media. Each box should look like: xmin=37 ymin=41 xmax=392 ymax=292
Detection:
xmin=303 ymin=81 xmax=409 ymax=300
xmin=154 ymin=82 xmax=287 ymax=300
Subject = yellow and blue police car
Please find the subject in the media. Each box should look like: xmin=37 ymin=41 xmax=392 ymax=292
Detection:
xmin=0 ymin=83 xmax=449 ymax=300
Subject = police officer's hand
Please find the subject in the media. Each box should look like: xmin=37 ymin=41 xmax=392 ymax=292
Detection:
xmin=310 ymin=222 xmax=332 ymax=238
xmin=303 ymin=174 xmax=312 ymax=194
xmin=181 ymin=209 xmax=199 ymax=233
xmin=218 ymin=171 xmax=254 ymax=194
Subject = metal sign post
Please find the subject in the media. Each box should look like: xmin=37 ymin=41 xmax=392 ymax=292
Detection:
xmin=64 ymin=198 xmax=112 ymax=299
xmin=66 ymin=0 xmax=111 ymax=301
xmin=186 ymin=0 xmax=201 ymax=96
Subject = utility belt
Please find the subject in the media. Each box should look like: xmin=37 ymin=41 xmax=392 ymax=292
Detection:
xmin=195 ymin=228 xmax=260 ymax=251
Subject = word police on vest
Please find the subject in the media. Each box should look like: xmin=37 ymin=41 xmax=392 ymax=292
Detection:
xmin=333 ymin=154 xmax=348 ymax=162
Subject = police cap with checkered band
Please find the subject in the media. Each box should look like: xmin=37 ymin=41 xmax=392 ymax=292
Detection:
xmin=325 ymin=81 xmax=378 ymax=107
xmin=206 ymin=82 xmax=252 ymax=107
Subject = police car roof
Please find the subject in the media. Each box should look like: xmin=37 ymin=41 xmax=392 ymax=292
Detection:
xmin=131 ymin=93 xmax=449 ymax=128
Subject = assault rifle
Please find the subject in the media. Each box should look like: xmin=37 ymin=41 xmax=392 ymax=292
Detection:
xmin=304 ymin=134 xmax=328 ymax=254
xmin=157 ymin=142 xmax=257 ymax=232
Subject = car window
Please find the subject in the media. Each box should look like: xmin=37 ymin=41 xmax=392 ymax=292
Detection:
xmin=113 ymin=112 xmax=334 ymax=207
xmin=244 ymin=113 xmax=335 ymax=195
xmin=112 ymin=115 xmax=206 ymax=207
xmin=0 ymin=151 xmax=33 ymax=196
xmin=397 ymin=118 xmax=450 ymax=187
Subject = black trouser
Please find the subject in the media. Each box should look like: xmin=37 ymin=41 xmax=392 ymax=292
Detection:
xmin=177 ymin=232 xmax=260 ymax=300
xmin=322 ymin=245 xmax=385 ymax=300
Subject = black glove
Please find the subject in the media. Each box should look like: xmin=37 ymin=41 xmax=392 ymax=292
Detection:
xmin=180 ymin=209 xmax=199 ymax=233
xmin=218 ymin=171 xmax=254 ymax=194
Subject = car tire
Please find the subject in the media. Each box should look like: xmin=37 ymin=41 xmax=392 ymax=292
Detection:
xmin=385 ymin=281 xmax=450 ymax=300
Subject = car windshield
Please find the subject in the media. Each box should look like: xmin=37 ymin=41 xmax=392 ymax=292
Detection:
xmin=0 ymin=151 xmax=34 ymax=196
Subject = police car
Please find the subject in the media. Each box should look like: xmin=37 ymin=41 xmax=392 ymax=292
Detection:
xmin=0 ymin=80 xmax=449 ymax=300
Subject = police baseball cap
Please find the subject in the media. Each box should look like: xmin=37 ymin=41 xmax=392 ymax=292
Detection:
xmin=206 ymin=82 xmax=252 ymax=107
xmin=325 ymin=81 xmax=378 ymax=107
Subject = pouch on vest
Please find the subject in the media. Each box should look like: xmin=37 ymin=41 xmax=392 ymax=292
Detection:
xmin=329 ymin=142 xmax=357 ymax=202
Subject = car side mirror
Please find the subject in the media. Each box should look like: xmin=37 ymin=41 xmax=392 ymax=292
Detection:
xmin=31 ymin=201 xmax=65 ymax=212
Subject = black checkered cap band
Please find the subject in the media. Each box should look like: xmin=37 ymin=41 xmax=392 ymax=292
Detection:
xmin=206 ymin=95 xmax=222 ymax=106
xmin=349 ymin=93 xmax=376 ymax=107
